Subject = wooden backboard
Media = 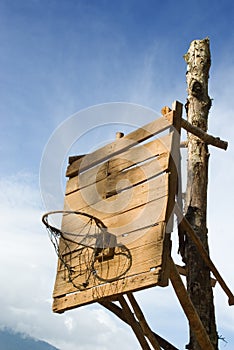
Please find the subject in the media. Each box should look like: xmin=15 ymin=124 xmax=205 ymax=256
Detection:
xmin=52 ymin=103 xmax=182 ymax=313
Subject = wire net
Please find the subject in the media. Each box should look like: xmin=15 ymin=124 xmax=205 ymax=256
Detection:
xmin=42 ymin=211 xmax=132 ymax=290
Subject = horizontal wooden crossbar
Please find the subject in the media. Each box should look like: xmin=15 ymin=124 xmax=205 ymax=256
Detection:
xmin=66 ymin=111 xmax=175 ymax=177
xmin=161 ymin=105 xmax=228 ymax=150
xmin=181 ymin=118 xmax=228 ymax=150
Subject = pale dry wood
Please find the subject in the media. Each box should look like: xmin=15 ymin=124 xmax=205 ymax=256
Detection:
xmin=161 ymin=104 xmax=227 ymax=150
xmin=63 ymin=195 xmax=168 ymax=243
xmin=88 ymin=196 xmax=167 ymax=236
xmin=53 ymin=252 xmax=163 ymax=297
xmin=164 ymin=101 xmax=182 ymax=228
xmin=181 ymin=118 xmax=228 ymax=150
xmin=65 ymin=154 xmax=169 ymax=207
xmin=64 ymin=172 xmax=169 ymax=223
xmin=66 ymin=133 xmax=172 ymax=191
xmin=127 ymin=293 xmax=161 ymax=350
xmin=53 ymin=234 xmax=165 ymax=297
xmin=53 ymin=255 xmax=162 ymax=297
xmin=59 ymin=221 xmax=166 ymax=255
xmin=108 ymin=133 xmax=172 ymax=173
xmin=53 ymin=268 xmax=163 ymax=312
xmin=53 ymin=223 xmax=167 ymax=298
xmin=169 ymin=257 xmax=214 ymax=350
xmin=66 ymin=111 xmax=174 ymax=177
xmin=105 ymin=153 xmax=169 ymax=197
xmin=57 ymin=223 xmax=165 ymax=267
xmin=118 ymin=295 xmax=151 ymax=350
xmin=66 ymin=162 xmax=108 ymax=194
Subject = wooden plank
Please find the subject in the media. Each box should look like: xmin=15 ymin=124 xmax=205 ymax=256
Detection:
xmin=58 ymin=221 xmax=166 ymax=261
xmin=181 ymin=118 xmax=228 ymax=150
xmin=169 ymin=258 xmax=214 ymax=350
xmin=54 ymin=223 xmax=165 ymax=275
xmin=53 ymin=268 xmax=163 ymax=312
xmin=99 ymin=195 xmax=168 ymax=235
xmin=127 ymin=293 xmax=161 ymax=350
xmin=53 ymin=251 xmax=162 ymax=293
xmin=164 ymin=104 xmax=181 ymax=227
xmin=117 ymin=295 xmax=151 ymax=350
xmin=62 ymin=194 xmax=168 ymax=245
xmin=65 ymin=133 xmax=173 ymax=191
xmin=105 ymin=153 xmax=169 ymax=197
xmin=72 ymin=152 xmax=169 ymax=202
xmin=66 ymin=111 xmax=174 ymax=177
xmin=53 ymin=240 xmax=164 ymax=297
xmin=59 ymin=221 xmax=165 ymax=257
xmin=108 ymin=133 xmax=172 ymax=173
xmin=53 ymin=223 xmax=167 ymax=299
xmin=64 ymin=172 xmax=169 ymax=219
xmin=66 ymin=162 xmax=108 ymax=195
xmin=55 ymin=232 xmax=165 ymax=276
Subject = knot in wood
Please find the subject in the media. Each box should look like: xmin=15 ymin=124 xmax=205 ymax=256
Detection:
xmin=191 ymin=81 xmax=203 ymax=98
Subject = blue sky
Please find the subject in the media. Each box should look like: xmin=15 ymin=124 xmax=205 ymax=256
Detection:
xmin=0 ymin=1 xmax=234 ymax=349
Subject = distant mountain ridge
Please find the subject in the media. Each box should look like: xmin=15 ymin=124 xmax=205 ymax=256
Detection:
xmin=0 ymin=328 xmax=59 ymax=350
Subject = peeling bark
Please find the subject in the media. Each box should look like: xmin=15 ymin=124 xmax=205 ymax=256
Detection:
xmin=183 ymin=38 xmax=218 ymax=349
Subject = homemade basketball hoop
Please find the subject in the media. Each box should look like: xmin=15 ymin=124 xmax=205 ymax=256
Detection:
xmin=41 ymin=100 xmax=234 ymax=350
xmin=42 ymin=101 xmax=184 ymax=313
xmin=42 ymin=210 xmax=132 ymax=289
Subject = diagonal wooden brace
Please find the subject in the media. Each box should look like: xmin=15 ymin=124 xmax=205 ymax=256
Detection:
xmin=175 ymin=203 xmax=234 ymax=306
xmin=117 ymin=295 xmax=151 ymax=350
xmin=169 ymin=257 xmax=215 ymax=350
xmin=127 ymin=292 xmax=161 ymax=350
xmin=99 ymin=299 xmax=179 ymax=350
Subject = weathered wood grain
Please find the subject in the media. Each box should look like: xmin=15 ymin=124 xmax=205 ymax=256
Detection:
xmin=65 ymin=133 xmax=172 ymax=192
xmin=66 ymin=152 xmax=169 ymax=204
xmin=51 ymin=104 xmax=182 ymax=312
xmin=64 ymin=172 xmax=169 ymax=219
xmin=53 ymin=240 xmax=164 ymax=297
xmin=66 ymin=112 xmax=174 ymax=177
xmin=53 ymin=268 xmax=163 ymax=312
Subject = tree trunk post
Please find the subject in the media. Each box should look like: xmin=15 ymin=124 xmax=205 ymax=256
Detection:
xmin=183 ymin=38 xmax=218 ymax=349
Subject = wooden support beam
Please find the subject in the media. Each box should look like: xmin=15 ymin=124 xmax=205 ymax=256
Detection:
xmin=169 ymin=258 xmax=214 ymax=350
xmin=181 ymin=118 xmax=228 ymax=150
xmin=66 ymin=111 xmax=175 ymax=177
xmin=127 ymin=292 xmax=161 ymax=350
xmin=117 ymin=295 xmax=151 ymax=350
xmin=175 ymin=204 xmax=234 ymax=306
xmin=99 ymin=300 xmax=179 ymax=350
xmin=161 ymin=105 xmax=228 ymax=150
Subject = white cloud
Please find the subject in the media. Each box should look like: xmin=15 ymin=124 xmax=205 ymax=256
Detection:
xmin=0 ymin=172 xmax=140 ymax=350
